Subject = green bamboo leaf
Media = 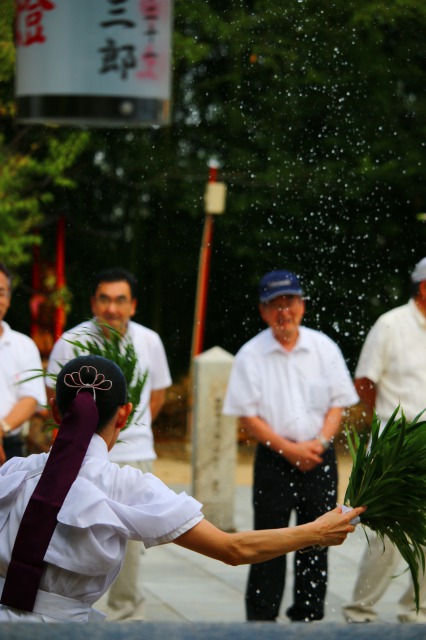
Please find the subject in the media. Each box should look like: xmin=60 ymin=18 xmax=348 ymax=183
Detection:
xmin=379 ymin=405 xmax=402 ymax=441
xmin=369 ymin=411 xmax=382 ymax=449
xmin=344 ymin=405 xmax=426 ymax=611
xmin=345 ymin=425 xmax=357 ymax=464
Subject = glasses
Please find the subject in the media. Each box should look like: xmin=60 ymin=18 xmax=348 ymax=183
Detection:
xmin=94 ymin=294 xmax=133 ymax=307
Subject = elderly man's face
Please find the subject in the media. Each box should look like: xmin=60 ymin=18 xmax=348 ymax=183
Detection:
xmin=259 ymin=295 xmax=305 ymax=346
xmin=0 ymin=271 xmax=11 ymax=324
xmin=91 ymin=280 xmax=137 ymax=336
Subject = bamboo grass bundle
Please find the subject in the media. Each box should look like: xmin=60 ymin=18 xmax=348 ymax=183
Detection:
xmin=344 ymin=407 xmax=426 ymax=610
xmin=35 ymin=321 xmax=147 ymax=431
xmin=62 ymin=321 xmax=147 ymax=428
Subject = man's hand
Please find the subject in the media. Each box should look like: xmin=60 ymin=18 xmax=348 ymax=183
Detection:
xmin=0 ymin=441 xmax=6 ymax=466
xmin=284 ymin=439 xmax=324 ymax=472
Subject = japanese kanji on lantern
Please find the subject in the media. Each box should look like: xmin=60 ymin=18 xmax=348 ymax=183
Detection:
xmin=15 ymin=0 xmax=173 ymax=127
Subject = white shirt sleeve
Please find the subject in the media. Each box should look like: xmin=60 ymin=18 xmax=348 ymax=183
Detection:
xmin=15 ymin=338 xmax=47 ymax=406
xmin=148 ymin=333 xmax=172 ymax=391
xmin=354 ymin=318 xmax=388 ymax=384
xmin=223 ymin=349 xmax=261 ymax=417
xmin=324 ymin=339 xmax=359 ymax=408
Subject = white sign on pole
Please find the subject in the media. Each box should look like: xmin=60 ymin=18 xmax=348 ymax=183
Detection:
xmin=15 ymin=0 xmax=173 ymax=127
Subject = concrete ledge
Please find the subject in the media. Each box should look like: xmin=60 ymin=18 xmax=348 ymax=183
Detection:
xmin=1 ymin=622 xmax=425 ymax=639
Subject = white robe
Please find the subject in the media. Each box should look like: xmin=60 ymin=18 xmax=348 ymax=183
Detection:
xmin=0 ymin=435 xmax=203 ymax=622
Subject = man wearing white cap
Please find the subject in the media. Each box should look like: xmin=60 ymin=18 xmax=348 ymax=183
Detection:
xmin=224 ymin=269 xmax=358 ymax=623
xmin=343 ymin=257 xmax=426 ymax=624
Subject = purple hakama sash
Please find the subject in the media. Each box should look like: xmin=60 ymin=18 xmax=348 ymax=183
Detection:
xmin=0 ymin=392 xmax=98 ymax=612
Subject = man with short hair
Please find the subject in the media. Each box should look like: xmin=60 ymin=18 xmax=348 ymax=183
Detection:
xmin=342 ymin=257 xmax=426 ymax=624
xmin=46 ymin=267 xmax=172 ymax=620
xmin=224 ymin=269 xmax=358 ymax=623
xmin=0 ymin=263 xmax=46 ymax=463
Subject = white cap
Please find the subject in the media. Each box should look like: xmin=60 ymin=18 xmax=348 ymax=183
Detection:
xmin=411 ymin=257 xmax=426 ymax=283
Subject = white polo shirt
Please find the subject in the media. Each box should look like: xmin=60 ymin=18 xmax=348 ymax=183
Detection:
xmin=223 ymin=326 xmax=358 ymax=442
xmin=355 ymin=299 xmax=426 ymax=423
xmin=0 ymin=322 xmax=47 ymax=436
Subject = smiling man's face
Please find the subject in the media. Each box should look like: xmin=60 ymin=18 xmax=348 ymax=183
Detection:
xmin=91 ymin=280 xmax=137 ymax=336
xmin=259 ymin=294 xmax=305 ymax=348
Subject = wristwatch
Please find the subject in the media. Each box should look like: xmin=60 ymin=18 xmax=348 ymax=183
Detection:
xmin=318 ymin=435 xmax=330 ymax=450
xmin=0 ymin=419 xmax=12 ymax=436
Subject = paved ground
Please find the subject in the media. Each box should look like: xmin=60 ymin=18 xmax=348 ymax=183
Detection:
xmin=97 ymin=446 xmax=413 ymax=625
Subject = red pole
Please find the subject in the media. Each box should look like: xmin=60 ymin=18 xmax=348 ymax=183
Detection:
xmin=30 ymin=243 xmax=41 ymax=340
xmin=54 ymin=215 xmax=66 ymax=341
xmin=190 ymin=164 xmax=217 ymax=360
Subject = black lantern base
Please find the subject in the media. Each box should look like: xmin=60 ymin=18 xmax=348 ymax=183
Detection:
xmin=16 ymin=94 xmax=170 ymax=128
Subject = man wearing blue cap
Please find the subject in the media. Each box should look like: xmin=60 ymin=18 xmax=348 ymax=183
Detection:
xmin=224 ymin=269 xmax=358 ymax=623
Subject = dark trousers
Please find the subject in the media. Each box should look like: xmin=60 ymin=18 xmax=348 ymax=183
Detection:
xmin=245 ymin=444 xmax=338 ymax=622
xmin=3 ymin=434 xmax=24 ymax=461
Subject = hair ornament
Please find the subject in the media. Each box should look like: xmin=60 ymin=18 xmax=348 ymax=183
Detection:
xmin=64 ymin=365 xmax=112 ymax=401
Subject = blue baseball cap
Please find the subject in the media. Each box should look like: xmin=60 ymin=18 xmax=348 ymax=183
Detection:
xmin=258 ymin=270 xmax=303 ymax=303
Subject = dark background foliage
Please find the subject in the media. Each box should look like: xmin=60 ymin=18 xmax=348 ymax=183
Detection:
xmin=2 ymin=0 xmax=426 ymax=377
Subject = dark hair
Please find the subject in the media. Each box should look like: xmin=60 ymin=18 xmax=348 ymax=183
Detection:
xmin=56 ymin=355 xmax=128 ymax=431
xmin=0 ymin=263 xmax=12 ymax=291
xmin=91 ymin=268 xmax=138 ymax=299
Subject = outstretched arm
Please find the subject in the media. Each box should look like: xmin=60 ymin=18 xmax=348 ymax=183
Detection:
xmin=174 ymin=506 xmax=365 ymax=566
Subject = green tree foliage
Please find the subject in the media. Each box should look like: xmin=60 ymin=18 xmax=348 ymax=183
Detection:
xmin=0 ymin=1 xmax=89 ymax=269
xmin=2 ymin=1 xmax=426 ymax=375
xmin=170 ymin=0 xmax=426 ymax=363
xmin=0 ymin=130 xmax=90 ymax=269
